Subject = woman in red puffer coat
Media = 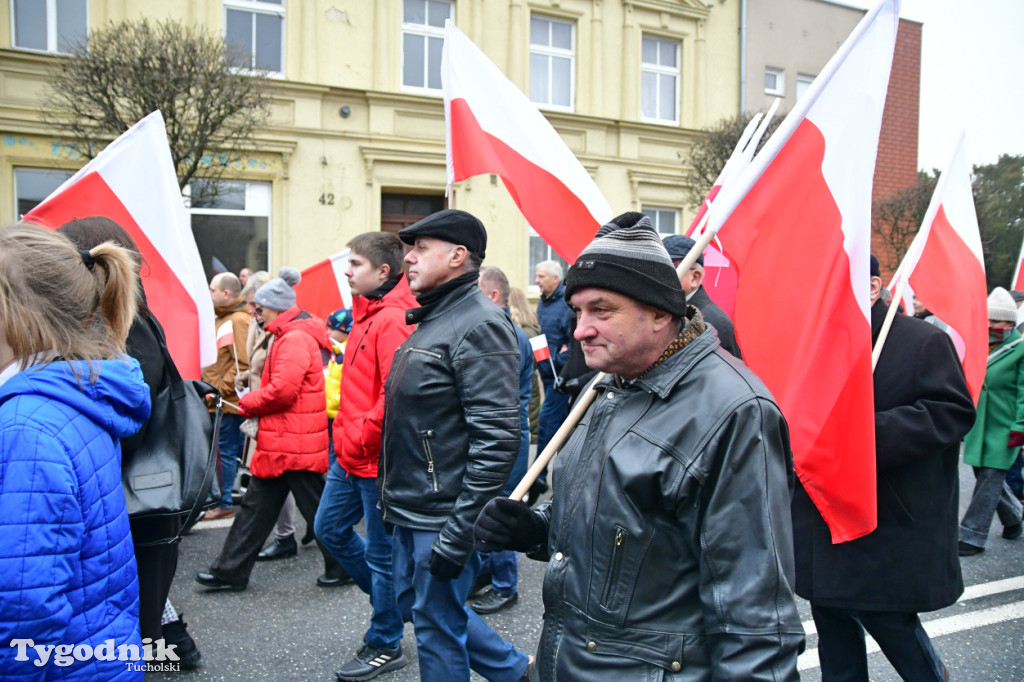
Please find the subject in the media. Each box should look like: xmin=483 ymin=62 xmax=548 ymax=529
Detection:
xmin=197 ymin=267 xmax=348 ymax=591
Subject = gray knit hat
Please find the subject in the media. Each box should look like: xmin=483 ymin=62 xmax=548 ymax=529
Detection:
xmin=987 ymin=286 xmax=1018 ymax=323
xmin=564 ymin=212 xmax=687 ymax=316
xmin=255 ymin=266 xmax=301 ymax=311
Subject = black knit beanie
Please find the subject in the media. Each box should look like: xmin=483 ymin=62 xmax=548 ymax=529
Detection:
xmin=564 ymin=212 xmax=687 ymax=317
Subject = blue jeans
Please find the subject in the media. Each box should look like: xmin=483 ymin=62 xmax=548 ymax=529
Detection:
xmin=217 ymin=412 xmax=245 ymax=509
xmin=314 ymin=459 xmax=402 ymax=650
xmin=392 ymin=527 xmax=528 ymax=682
xmin=1007 ymin=452 xmax=1023 ymax=498
xmin=536 ymin=380 xmax=570 ymax=483
xmin=960 ymin=466 xmax=1024 ymax=548
xmin=480 ymin=551 xmax=518 ymax=595
xmin=811 ymin=604 xmax=945 ymax=681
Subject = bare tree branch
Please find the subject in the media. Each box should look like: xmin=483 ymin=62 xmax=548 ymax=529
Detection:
xmin=42 ymin=18 xmax=270 ymax=199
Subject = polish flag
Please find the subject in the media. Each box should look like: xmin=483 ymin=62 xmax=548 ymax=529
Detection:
xmin=1012 ymin=236 xmax=1024 ymax=293
xmin=25 ymin=111 xmax=215 ymax=378
xmin=442 ymin=21 xmax=612 ymax=263
xmin=293 ymin=248 xmax=353 ymax=322
xmin=215 ymin=320 xmax=235 ymax=350
xmin=529 ymin=335 xmax=551 ymax=363
xmin=684 ymin=109 xmax=778 ymax=319
xmin=889 ymin=133 xmax=986 ymax=402
xmin=707 ymin=0 xmax=901 ymax=542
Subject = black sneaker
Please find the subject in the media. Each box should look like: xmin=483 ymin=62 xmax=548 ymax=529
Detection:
xmin=161 ymin=616 xmax=201 ymax=669
xmin=469 ymin=589 xmax=518 ymax=615
xmin=1003 ymin=521 xmax=1023 ymax=539
xmin=958 ymin=540 xmax=983 ymax=556
xmin=335 ymin=644 xmax=407 ymax=681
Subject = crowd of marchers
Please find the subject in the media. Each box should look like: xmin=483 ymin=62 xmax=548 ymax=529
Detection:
xmin=0 ymin=208 xmax=1021 ymax=682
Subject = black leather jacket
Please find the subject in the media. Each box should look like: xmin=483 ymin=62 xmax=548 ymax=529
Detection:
xmin=380 ymin=280 xmax=521 ymax=566
xmin=532 ymin=328 xmax=803 ymax=681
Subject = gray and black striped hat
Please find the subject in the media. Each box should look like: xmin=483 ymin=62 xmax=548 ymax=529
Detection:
xmin=564 ymin=212 xmax=687 ymax=316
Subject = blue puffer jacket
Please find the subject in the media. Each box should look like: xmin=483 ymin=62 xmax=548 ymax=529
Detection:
xmin=0 ymin=358 xmax=150 ymax=681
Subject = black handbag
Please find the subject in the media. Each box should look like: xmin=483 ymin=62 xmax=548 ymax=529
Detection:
xmin=122 ymin=315 xmax=223 ymax=545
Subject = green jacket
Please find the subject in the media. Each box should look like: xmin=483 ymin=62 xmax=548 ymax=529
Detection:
xmin=964 ymin=330 xmax=1024 ymax=470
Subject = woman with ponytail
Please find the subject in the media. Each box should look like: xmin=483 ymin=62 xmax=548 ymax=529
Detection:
xmin=0 ymin=223 xmax=151 ymax=680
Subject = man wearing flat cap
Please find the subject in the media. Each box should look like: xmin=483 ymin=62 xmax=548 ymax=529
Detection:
xmin=380 ymin=209 xmax=529 ymax=681
xmin=475 ymin=212 xmax=803 ymax=680
xmin=663 ymin=234 xmax=742 ymax=358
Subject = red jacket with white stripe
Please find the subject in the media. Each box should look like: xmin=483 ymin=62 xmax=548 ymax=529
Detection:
xmin=239 ymin=307 xmax=330 ymax=478
xmin=334 ymin=276 xmax=417 ymax=478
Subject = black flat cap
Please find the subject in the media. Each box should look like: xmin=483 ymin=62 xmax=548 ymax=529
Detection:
xmin=662 ymin=234 xmax=703 ymax=266
xmin=398 ymin=209 xmax=487 ymax=259
xmin=870 ymin=254 xmax=880 ymax=278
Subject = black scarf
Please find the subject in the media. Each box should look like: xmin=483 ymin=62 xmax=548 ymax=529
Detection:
xmin=407 ymin=272 xmax=479 ymax=324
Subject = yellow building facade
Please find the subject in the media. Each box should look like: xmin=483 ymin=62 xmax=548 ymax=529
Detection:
xmin=0 ymin=0 xmax=739 ymax=292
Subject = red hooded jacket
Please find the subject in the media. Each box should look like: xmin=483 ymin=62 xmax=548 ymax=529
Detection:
xmin=239 ymin=307 xmax=330 ymax=478
xmin=334 ymin=275 xmax=418 ymax=477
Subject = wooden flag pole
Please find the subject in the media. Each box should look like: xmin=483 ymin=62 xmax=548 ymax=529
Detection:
xmin=509 ymin=375 xmax=602 ymax=501
xmin=871 ymin=274 xmax=907 ymax=371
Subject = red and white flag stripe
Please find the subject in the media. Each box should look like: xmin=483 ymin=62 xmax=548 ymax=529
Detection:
xmin=707 ymin=0 xmax=901 ymax=542
xmin=293 ymin=248 xmax=353 ymax=323
xmin=442 ymin=21 xmax=613 ymax=263
xmin=26 ymin=111 xmax=215 ymax=378
xmin=1012 ymin=235 xmax=1024 ymax=294
xmin=215 ymin=320 xmax=235 ymax=350
xmin=891 ymin=133 xmax=986 ymax=402
xmin=529 ymin=334 xmax=551 ymax=363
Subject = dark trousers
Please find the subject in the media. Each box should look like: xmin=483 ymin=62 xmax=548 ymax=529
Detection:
xmin=131 ymin=516 xmax=180 ymax=640
xmin=211 ymin=470 xmax=341 ymax=585
xmin=811 ymin=604 xmax=944 ymax=682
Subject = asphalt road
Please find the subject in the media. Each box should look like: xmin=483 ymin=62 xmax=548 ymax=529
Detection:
xmin=150 ymin=461 xmax=1024 ymax=681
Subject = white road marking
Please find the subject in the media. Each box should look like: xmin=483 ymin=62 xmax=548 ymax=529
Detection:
xmin=798 ymin=600 xmax=1024 ymax=671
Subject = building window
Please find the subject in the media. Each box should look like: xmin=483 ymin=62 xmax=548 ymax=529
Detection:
xmin=796 ymin=73 xmax=815 ymax=101
xmin=764 ymin=66 xmax=784 ymax=96
xmin=529 ymin=15 xmax=575 ymax=111
xmin=11 ymin=0 xmax=87 ymax=53
xmin=224 ymin=0 xmax=285 ymax=74
xmin=13 ymin=167 xmax=74 ymax=218
xmin=381 ymin=193 xmax=445 ymax=236
xmin=402 ymin=0 xmax=452 ymax=92
xmin=641 ymin=35 xmax=680 ymax=124
xmin=187 ymin=180 xmax=271 ymax=282
xmin=642 ymin=206 xmax=678 ymax=237
xmin=528 ymin=229 xmax=569 ymax=293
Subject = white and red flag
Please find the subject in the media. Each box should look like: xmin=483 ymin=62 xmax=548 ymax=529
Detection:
xmin=215 ymin=320 xmax=235 ymax=350
xmin=293 ymin=248 xmax=353 ymax=322
xmin=25 ymin=111 xmax=215 ymax=378
xmin=1012 ymin=235 xmax=1024 ymax=294
xmin=888 ymin=133 xmax=986 ymax=402
xmin=529 ymin=334 xmax=551 ymax=363
xmin=441 ymin=21 xmax=612 ymax=263
xmin=707 ymin=0 xmax=901 ymax=542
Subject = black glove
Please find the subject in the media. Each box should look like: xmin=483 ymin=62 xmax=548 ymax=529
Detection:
xmin=553 ymin=374 xmax=567 ymax=394
xmin=428 ymin=550 xmax=464 ymax=581
xmin=474 ymin=497 xmax=547 ymax=552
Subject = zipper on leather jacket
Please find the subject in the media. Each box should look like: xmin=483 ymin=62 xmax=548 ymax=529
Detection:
xmin=601 ymin=526 xmax=628 ymax=607
xmin=408 ymin=347 xmax=442 ymax=359
xmin=421 ymin=430 xmax=440 ymax=492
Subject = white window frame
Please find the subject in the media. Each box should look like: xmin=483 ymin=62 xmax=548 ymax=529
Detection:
xmin=640 ymin=34 xmax=680 ymax=125
xmin=12 ymin=166 xmax=75 ymax=220
xmin=641 ymin=206 xmax=679 ymax=237
xmin=186 ymin=180 xmax=272 ymax=274
xmin=764 ymin=66 xmax=785 ymax=96
xmin=401 ymin=0 xmax=453 ymax=95
xmin=223 ymin=0 xmax=286 ymax=77
xmin=796 ymin=73 xmax=815 ymax=101
xmin=529 ymin=15 xmax=576 ymax=113
xmin=10 ymin=0 xmax=88 ymax=54
xmin=527 ymin=228 xmax=569 ymax=296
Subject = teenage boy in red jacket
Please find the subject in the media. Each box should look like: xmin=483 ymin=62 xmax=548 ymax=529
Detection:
xmin=314 ymin=233 xmax=419 ymax=681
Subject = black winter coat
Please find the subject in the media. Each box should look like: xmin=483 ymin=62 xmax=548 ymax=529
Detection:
xmin=792 ymin=300 xmax=976 ymax=612
xmin=688 ymin=285 xmax=742 ymax=358
xmin=380 ymin=280 xmax=521 ymax=566
xmin=533 ymin=326 xmax=803 ymax=681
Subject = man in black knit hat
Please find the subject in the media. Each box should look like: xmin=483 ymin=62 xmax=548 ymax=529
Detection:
xmin=475 ymin=212 xmax=803 ymax=681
